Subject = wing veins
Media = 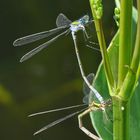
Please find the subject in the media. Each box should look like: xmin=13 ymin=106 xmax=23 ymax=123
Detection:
xmin=56 ymin=13 xmax=72 ymax=27
xmin=33 ymin=108 xmax=86 ymax=135
xmin=20 ymin=29 xmax=69 ymax=62
xmin=29 ymin=104 xmax=86 ymax=117
xmin=13 ymin=26 xmax=67 ymax=46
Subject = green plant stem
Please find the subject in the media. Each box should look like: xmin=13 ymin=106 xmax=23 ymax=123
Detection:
xmin=118 ymin=0 xmax=133 ymax=88
xmin=114 ymin=1 xmax=140 ymax=140
xmin=113 ymin=97 xmax=130 ymax=140
xmin=89 ymin=0 xmax=114 ymax=93
xmin=119 ymin=0 xmax=140 ymax=100
xmin=131 ymin=0 xmax=140 ymax=74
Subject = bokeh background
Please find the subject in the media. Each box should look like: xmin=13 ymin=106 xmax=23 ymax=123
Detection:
xmin=0 ymin=0 xmax=116 ymax=140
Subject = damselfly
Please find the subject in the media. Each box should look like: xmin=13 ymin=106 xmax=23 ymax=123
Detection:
xmin=13 ymin=13 xmax=99 ymax=62
xmin=29 ymin=73 xmax=111 ymax=140
xmin=13 ymin=13 xmax=101 ymax=104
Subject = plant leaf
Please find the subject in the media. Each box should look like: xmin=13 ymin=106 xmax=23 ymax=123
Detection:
xmin=89 ymin=7 xmax=138 ymax=140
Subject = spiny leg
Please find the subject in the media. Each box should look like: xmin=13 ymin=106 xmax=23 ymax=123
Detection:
xmin=83 ymin=26 xmax=90 ymax=40
xmin=82 ymin=26 xmax=98 ymax=45
xmin=86 ymin=44 xmax=100 ymax=52
xmin=82 ymin=26 xmax=100 ymax=52
xmin=78 ymin=108 xmax=100 ymax=140
xmin=82 ymin=29 xmax=100 ymax=52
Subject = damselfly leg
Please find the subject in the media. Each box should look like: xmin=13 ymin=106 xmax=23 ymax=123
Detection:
xmin=78 ymin=102 xmax=103 ymax=140
xmin=79 ymin=73 xmax=112 ymax=139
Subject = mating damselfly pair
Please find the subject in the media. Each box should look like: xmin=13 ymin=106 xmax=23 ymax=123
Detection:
xmin=13 ymin=13 xmax=112 ymax=139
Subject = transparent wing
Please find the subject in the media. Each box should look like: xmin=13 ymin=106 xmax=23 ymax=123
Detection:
xmin=82 ymin=73 xmax=104 ymax=104
xmin=82 ymin=73 xmax=95 ymax=104
xmin=56 ymin=13 xmax=72 ymax=27
xmin=13 ymin=26 xmax=67 ymax=46
xmin=102 ymin=105 xmax=113 ymax=125
xmin=28 ymin=104 xmax=86 ymax=117
xmin=20 ymin=29 xmax=69 ymax=62
xmin=33 ymin=108 xmax=86 ymax=135
xmin=83 ymin=73 xmax=95 ymax=96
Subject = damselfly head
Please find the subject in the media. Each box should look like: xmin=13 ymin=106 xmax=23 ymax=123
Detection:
xmin=79 ymin=15 xmax=90 ymax=25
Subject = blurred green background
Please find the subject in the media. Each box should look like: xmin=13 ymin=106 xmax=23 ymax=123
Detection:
xmin=0 ymin=0 xmax=116 ymax=140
